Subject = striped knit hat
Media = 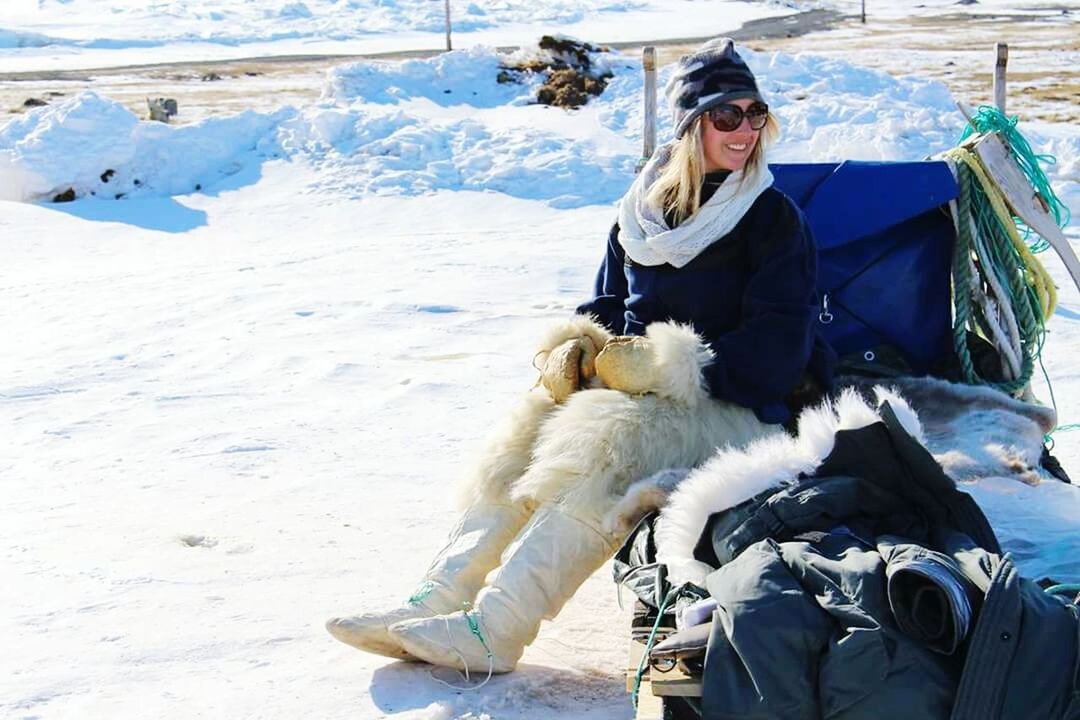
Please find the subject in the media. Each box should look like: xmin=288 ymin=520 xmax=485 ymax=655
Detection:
xmin=665 ymin=38 xmax=763 ymax=139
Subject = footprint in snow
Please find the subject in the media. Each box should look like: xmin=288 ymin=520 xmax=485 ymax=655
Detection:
xmin=178 ymin=534 xmax=217 ymax=549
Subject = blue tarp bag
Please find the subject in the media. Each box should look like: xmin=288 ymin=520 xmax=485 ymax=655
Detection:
xmin=771 ymin=161 xmax=959 ymax=374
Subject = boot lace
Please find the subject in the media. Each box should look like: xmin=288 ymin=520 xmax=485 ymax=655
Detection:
xmin=427 ymin=608 xmax=495 ymax=691
xmin=406 ymin=581 xmax=434 ymax=605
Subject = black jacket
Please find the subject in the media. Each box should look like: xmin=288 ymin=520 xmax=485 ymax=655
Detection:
xmin=578 ymin=175 xmax=836 ymax=424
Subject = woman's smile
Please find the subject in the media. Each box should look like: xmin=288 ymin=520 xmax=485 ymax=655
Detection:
xmin=701 ymin=98 xmax=761 ymax=172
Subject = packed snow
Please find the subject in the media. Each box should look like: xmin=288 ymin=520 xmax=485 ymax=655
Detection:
xmin=2 ymin=3 xmax=1078 ymax=719
xmin=1 ymin=44 xmax=1039 ymax=206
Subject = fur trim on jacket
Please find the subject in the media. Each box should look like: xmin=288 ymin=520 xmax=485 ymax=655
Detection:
xmin=633 ymin=388 xmax=923 ymax=587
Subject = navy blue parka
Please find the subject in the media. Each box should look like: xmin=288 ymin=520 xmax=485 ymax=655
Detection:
xmin=578 ymin=171 xmax=836 ymax=425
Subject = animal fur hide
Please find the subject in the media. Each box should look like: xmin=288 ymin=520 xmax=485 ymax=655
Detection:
xmin=602 ymin=376 xmax=1063 ymax=588
xmin=843 ymin=375 xmax=1056 ymax=485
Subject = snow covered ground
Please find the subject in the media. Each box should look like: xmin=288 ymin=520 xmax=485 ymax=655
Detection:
xmin=2 ymin=2 xmax=1079 ymax=719
xmin=0 ymin=0 xmax=790 ymax=72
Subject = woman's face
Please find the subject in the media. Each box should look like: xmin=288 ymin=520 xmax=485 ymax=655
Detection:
xmin=701 ymin=98 xmax=761 ymax=173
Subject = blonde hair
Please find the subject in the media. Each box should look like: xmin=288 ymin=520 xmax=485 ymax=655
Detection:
xmin=645 ymin=112 xmax=780 ymax=226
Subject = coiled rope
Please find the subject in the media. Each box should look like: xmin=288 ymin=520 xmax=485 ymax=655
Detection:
xmin=944 ymin=106 xmax=1064 ymax=396
xmin=958 ymin=105 xmax=1072 ymax=251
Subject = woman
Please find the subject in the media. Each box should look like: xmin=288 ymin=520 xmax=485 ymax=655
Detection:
xmin=325 ymin=37 xmax=835 ymax=676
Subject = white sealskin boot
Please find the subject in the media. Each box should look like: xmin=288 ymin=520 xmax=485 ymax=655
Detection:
xmin=388 ymin=505 xmax=620 ymax=674
xmin=326 ymin=502 xmax=530 ymax=659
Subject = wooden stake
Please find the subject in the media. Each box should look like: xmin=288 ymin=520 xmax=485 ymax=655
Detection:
xmin=861 ymin=0 xmax=866 ymax=23
xmin=639 ymin=46 xmax=657 ymax=173
xmin=444 ymin=0 xmax=452 ymax=51
xmin=993 ymin=42 xmax=1008 ymax=114
xmin=969 ymin=132 xmax=1080 ymax=294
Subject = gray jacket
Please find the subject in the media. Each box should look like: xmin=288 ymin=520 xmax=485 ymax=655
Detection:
xmin=696 ymin=404 xmax=1080 ymax=719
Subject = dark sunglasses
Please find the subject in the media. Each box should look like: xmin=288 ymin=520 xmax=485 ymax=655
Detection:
xmin=707 ymin=102 xmax=769 ymax=132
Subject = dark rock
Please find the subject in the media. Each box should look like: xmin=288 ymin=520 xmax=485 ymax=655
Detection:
xmin=100 ymin=169 xmax=115 ymax=183
xmin=201 ymin=72 xmax=224 ymax=82
xmin=23 ymin=97 xmax=48 ymax=107
xmin=147 ymin=97 xmax=178 ymax=122
xmin=53 ymin=188 xmax=76 ymax=203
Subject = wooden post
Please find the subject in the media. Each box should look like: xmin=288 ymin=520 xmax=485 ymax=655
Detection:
xmin=639 ymin=46 xmax=657 ymax=173
xmin=444 ymin=0 xmax=452 ymax=51
xmin=967 ymin=132 xmax=1080 ymax=294
xmin=861 ymin=0 xmax=866 ymax=23
xmin=993 ymin=42 xmax=1008 ymax=114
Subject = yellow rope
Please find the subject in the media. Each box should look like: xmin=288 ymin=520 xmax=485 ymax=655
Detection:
xmin=946 ymin=146 xmax=1057 ymax=317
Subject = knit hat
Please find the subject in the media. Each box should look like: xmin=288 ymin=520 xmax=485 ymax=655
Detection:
xmin=665 ymin=38 xmax=763 ymax=139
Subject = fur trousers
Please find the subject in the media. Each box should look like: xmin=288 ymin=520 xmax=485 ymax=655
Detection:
xmin=458 ymin=385 xmax=778 ymax=529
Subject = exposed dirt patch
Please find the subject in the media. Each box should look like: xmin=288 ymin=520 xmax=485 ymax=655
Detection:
xmin=1 ymin=56 xmax=355 ymax=122
xmin=726 ymin=11 xmax=1080 ymax=124
xmin=536 ymin=68 xmax=610 ymax=108
xmin=498 ymin=36 xmax=613 ymax=108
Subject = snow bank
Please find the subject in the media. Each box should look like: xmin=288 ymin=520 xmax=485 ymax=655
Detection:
xmin=0 ymin=93 xmax=291 ymax=202
xmin=2 ymin=43 xmax=1074 ymax=215
xmin=322 ymin=46 xmax=542 ymax=108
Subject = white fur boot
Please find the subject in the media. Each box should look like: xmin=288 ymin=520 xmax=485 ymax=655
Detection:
xmin=327 ymin=387 xmax=559 ymax=659
xmin=387 ymin=505 xmax=619 ymax=674
xmin=326 ymin=502 xmax=531 ymax=659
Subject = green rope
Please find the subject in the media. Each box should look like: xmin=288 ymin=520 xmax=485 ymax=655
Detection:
xmin=1045 ymin=583 xmax=1080 ymax=598
xmin=950 ymin=159 xmax=1049 ymax=395
xmin=951 ymin=163 xmax=1040 ymax=395
xmin=952 ymin=106 xmax=1080 ymax=432
xmin=407 ymin=580 xmax=435 ymax=605
xmin=630 ymin=588 xmax=681 ymax=712
xmin=464 ymin=610 xmax=493 ymax=658
xmin=951 ymin=163 xmax=981 ymax=387
xmin=958 ymin=105 xmax=1071 ymax=253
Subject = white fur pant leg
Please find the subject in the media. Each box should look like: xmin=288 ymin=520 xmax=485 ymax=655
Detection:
xmin=387 ymin=390 xmax=774 ymax=673
xmin=511 ymin=388 xmax=778 ymax=526
xmin=455 ymin=387 xmax=556 ymax=509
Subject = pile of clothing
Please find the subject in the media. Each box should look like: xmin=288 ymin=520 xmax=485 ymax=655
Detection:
xmin=613 ymin=386 xmax=1079 ymax=720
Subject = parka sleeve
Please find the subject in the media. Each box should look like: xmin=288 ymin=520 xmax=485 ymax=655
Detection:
xmin=575 ymin=222 xmax=628 ymax=334
xmin=701 ymin=197 xmax=822 ymax=419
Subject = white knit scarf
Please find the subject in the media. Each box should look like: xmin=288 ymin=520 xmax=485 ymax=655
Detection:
xmin=617 ymin=142 xmax=774 ymax=268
